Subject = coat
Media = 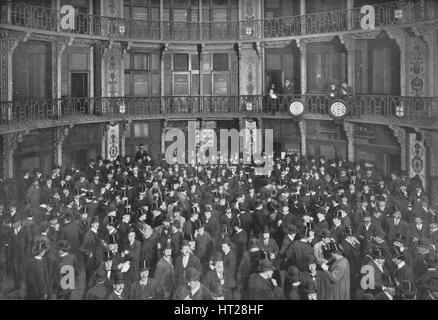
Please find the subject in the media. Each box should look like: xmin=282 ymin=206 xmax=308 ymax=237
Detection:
xmin=203 ymin=268 xmax=236 ymax=300
xmin=322 ymin=256 xmax=350 ymax=300
xmin=129 ymin=278 xmax=164 ymax=300
xmin=248 ymin=273 xmax=283 ymax=300
xmin=153 ymin=256 xmax=174 ymax=298
xmin=84 ymin=282 xmax=112 ymax=300
xmin=174 ymin=253 xmax=202 ymax=286
xmin=25 ymin=256 xmax=50 ymax=300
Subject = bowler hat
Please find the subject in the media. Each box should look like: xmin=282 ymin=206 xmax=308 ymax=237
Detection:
xmin=258 ymin=259 xmax=274 ymax=272
xmin=286 ymin=224 xmax=297 ymax=235
xmin=185 ymin=267 xmax=201 ymax=282
xmin=285 ymin=266 xmax=301 ymax=282
xmin=95 ymin=268 xmax=107 ymax=282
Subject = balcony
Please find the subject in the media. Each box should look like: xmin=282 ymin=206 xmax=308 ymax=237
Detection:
xmin=0 ymin=94 xmax=436 ymax=134
xmin=0 ymin=0 xmax=437 ymax=43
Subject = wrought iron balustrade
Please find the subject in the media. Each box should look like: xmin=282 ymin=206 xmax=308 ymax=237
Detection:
xmin=1 ymin=0 xmax=437 ymax=42
xmin=0 ymin=95 xmax=435 ymax=128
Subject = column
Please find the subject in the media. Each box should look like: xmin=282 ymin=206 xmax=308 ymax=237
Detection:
xmin=341 ymin=35 xmax=355 ymax=87
xmin=298 ymin=39 xmax=307 ymax=94
xmin=389 ymin=125 xmax=406 ymax=172
xmin=298 ymin=119 xmax=306 ymax=157
xmin=120 ymin=122 xmax=128 ymax=157
xmin=300 ymin=0 xmax=306 ymax=34
xmin=101 ymin=123 xmax=108 ymax=159
xmin=343 ymin=121 xmax=355 ymax=162
xmin=346 ymin=0 xmax=353 ymax=30
xmin=89 ymin=45 xmax=95 ymax=113
xmin=53 ymin=126 xmax=71 ymax=167
xmin=3 ymin=132 xmax=21 ymax=179
xmin=161 ymin=120 xmax=168 ymax=154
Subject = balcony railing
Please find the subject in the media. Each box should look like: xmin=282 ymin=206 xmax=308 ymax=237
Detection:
xmin=1 ymin=0 xmax=437 ymax=42
xmin=0 ymin=95 xmax=436 ymax=128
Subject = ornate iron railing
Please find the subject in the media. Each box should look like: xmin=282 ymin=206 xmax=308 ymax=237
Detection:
xmin=0 ymin=95 xmax=436 ymax=127
xmin=1 ymin=0 xmax=437 ymax=41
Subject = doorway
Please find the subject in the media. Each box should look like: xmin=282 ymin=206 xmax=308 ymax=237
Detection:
xmin=71 ymin=72 xmax=89 ymax=113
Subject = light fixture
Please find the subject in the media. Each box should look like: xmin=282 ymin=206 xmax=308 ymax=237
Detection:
xmin=119 ymin=102 xmax=126 ymax=114
xmin=395 ymin=104 xmax=404 ymax=117
xmin=246 ymin=27 xmax=253 ymax=35
xmin=245 ymin=100 xmax=253 ymax=111
xmin=119 ymin=24 xmax=126 ymax=33
xmin=394 ymin=9 xmax=403 ymax=20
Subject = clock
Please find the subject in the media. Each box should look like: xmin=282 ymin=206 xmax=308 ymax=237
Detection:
xmin=328 ymin=100 xmax=348 ymax=119
xmin=288 ymin=100 xmax=305 ymax=118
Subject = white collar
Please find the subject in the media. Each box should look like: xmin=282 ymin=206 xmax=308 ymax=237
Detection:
xmin=190 ymin=282 xmax=201 ymax=296
xmin=397 ymin=261 xmax=406 ymax=270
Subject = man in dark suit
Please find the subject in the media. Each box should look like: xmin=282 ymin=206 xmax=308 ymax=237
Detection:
xmin=248 ymin=259 xmax=283 ymax=300
xmin=25 ymin=241 xmax=50 ymax=300
xmin=107 ymin=272 xmax=127 ymax=300
xmin=84 ymin=268 xmax=112 ymax=300
xmin=231 ymin=218 xmax=247 ymax=269
xmin=153 ymin=241 xmax=174 ymax=299
xmin=203 ymin=252 xmax=236 ymax=300
xmin=129 ymin=260 xmax=163 ymax=300
xmin=61 ymin=213 xmax=83 ymax=267
xmin=386 ymin=210 xmax=409 ymax=245
xmin=174 ymin=240 xmax=202 ymax=287
xmin=392 ymin=246 xmax=414 ymax=286
xmin=80 ymin=216 xmax=100 ymax=291
xmin=184 ymin=267 xmax=214 ymax=300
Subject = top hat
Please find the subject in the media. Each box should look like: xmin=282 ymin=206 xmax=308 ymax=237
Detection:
xmin=58 ymin=240 xmax=71 ymax=252
xmin=327 ymin=242 xmax=343 ymax=254
xmin=344 ymin=226 xmax=355 ymax=237
xmin=139 ymin=260 xmax=150 ymax=272
xmin=399 ymin=281 xmax=417 ymax=298
xmin=114 ymin=272 xmax=125 ymax=285
xmin=371 ymin=247 xmax=385 ymax=259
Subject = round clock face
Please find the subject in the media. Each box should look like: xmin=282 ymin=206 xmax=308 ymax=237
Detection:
xmin=288 ymin=101 xmax=304 ymax=117
xmin=329 ymin=100 xmax=347 ymax=118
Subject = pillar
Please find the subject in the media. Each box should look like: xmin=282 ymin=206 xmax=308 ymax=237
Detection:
xmin=161 ymin=120 xmax=168 ymax=154
xmin=101 ymin=123 xmax=108 ymax=159
xmin=3 ymin=132 xmax=21 ymax=179
xmin=298 ymin=39 xmax=307 ymax=94
xmin=389 ymin=125 xmax=406 ymax=172
xmin=300 ymin=0 xmax=306 ymax=34
xmin=346 ymin=0 xmax=353 ymax=30
xmin=50 ymin=37 xmax=68 ymax=104
xmin=0 ymin=31 xmax=22 ymax=102
xmin=53 ymin=126 xmax=71 ymax=167
xmin=341 ymin=35 xmax=355 ymax=87
xmin=298 ymin=119 xmax=306 ymax=157
xmin=343 ymin=122 xmax=355 ymax=162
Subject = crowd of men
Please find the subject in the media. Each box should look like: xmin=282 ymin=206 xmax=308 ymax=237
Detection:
xmin=0 ymin=150 xmax=437 ymax=300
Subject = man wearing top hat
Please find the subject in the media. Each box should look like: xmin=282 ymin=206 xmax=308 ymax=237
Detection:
xmin=392 ymin=246 xmax=415 ymax=289
xmin=61 ymin=212 xmax=83 ymax=267
xmin=386 ymin=209 xmax=409 ymax=246
xmin=320 ymin=242 xmax=350 ymax=300
xmin=80 ymin=216 xmax=101 ymax=291
xmin=129 ymin=260 xmax=163 ymax=300
xmin=248 ymin=259 xmax=283 ymax=300
xmin=203 ymin=252 xmax=236 ymax=300
xmin=193 ymin=219 xmax=214 ymax=272
xmin=176 ymin=267 xmax=214 ymax=300
xmin=341 ymin=226 xmax=361 ymax=297
xmin=153 ymin=240 xmax=174 ymax=299
xmin=285 ymin=227 xmax=314 ymax=272
xmin=25 ymin=240 xmax=50 ymax=300
xmin=373 ymin=273 xmax=397 ymax=300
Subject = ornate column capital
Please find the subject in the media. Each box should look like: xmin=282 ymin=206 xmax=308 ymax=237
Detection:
xmin=386 ymin=28 xmax=408 ymax=49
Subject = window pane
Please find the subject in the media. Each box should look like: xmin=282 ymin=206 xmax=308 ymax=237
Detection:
xmin=124 ymin=54 xmax=131 ymax=70
xmin=135 ymin=123 xmax=149 ymax=137
xmin=191 ymin=54 xmax=199 ymax=70
xmin=213 ymin=53 xmax=228 ymax=71
xmin=133 ymin=73 xmax=149 ymax=96
xmin=174 ymin=73 xmax=190 ymax=95
xmin=174 ymin=0 xmax=189 ymax=7
xmin=133 ymin=7 xmax=148 ymax=19
xmin=134 ymin=54 xmax=148 ymax=70
xmin=203 ymin=73 xmax=211 ymax=94
xmin=191 ymin=74 xmax=199 ymax=95
xmin=174 ymin=54 xmax=189 ymax=71
xmin=152 ymin=74 xmax=161 ymax=95
xmin=151 ymin=54 xmax=160 ymax=70
xmin=173 ymin=9 xmax=188 ymax=21
xmin=124 ymin=74 xmax=131 ymax=96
